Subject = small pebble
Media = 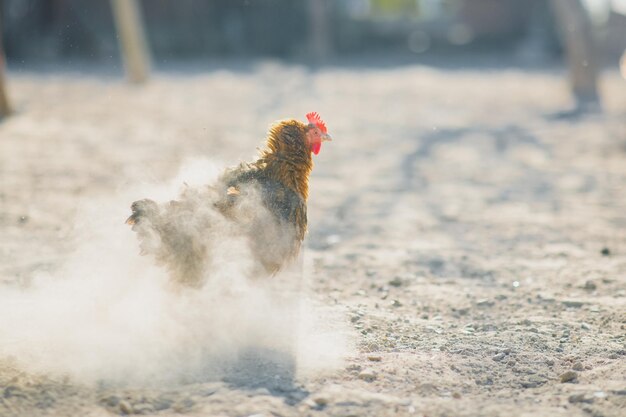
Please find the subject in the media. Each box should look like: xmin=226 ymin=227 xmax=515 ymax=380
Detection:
xmin=313 ymin=396 xmax=329 ymax=407
xmin=475 ymin=377 xmax=494 ymax=386
xmin=119 ymin=400 xmax=133 ymax=415
xmin=452 ymin=392 xmax=461 ymax=399
xmin=389 ymin=277 xmax=403 ymax=287
xmin=391 ymin=299 xmax=402 ymax=307
xmin=367 ymin=355 xmax=382 ymax=362
xmin=492 ymin=352 xmax=506 ymax=361
xmin=521 ymin=376 xmax=546 ymax=388
xmin=601 ymin=247 xmax=610 ymax=256
xmin=560 ymin=370 xmax=578 ymax=383
xmin=581 ymin=322 xmax=591 ymax=330
xmin=572 ymin=362 xmax=584 ymax=371
xmin=358 ymin=369 xmax=377 ymax=382
xmin=568 ymin=393 xmax=593 ymax=404
xmin=455 ymin=307 xmax=469 ymax=316
xmin=476 ymin=299 xmax=494 ymax=307
xmin=562 ymin=300 xmax=584 ymax=308
xmin=583 ymin=281 xmax=597 ymax=291
xmin=420 ymin=383 xmax=437 ymax=393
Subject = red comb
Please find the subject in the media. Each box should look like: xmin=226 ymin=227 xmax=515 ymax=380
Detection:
xmin=306 ymin=112 xmax=327 ymax=134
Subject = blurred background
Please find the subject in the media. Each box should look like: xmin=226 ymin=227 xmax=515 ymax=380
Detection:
xmin=1 ymin=0 xmax=625 ymax=67
xmin=0 ymin=0 xmax=624 ymax=116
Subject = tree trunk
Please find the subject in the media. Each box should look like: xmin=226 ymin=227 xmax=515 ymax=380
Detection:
xmin=110 ymin=0 xmax=151 ymax=84
xmin=0 ymin=16 xmax=11 ymax=118
xmin=551 ymin=0 xmax=600 ymax=108
xmin=307 ymin=0 xmax=331 ymax=61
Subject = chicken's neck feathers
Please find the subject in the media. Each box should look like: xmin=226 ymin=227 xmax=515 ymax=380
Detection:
xmin=254 ymin=120 xmax=313 ymax=200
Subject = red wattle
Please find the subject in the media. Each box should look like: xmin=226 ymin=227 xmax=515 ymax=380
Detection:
xmin=312 ymin=142 xmax=321 ymax=155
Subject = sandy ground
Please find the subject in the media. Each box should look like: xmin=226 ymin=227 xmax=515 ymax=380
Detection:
xmin=0 ymin=58 xmax=626 ymax=417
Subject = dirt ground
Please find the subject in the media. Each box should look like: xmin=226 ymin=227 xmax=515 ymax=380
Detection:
xmin=1 ymin=58 xmax=625 ymax=417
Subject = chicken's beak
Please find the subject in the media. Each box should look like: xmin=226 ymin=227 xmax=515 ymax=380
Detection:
xmin=321 ymin=133 xmax=332 ymax=142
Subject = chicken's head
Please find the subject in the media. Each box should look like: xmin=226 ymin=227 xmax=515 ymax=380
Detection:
xmin=264 ymin=112 xmax=331 ymax=159
xmin=305 ymin=112 xmax=332 ymax=155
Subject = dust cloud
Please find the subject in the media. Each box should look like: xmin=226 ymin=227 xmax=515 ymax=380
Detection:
xmin=0 ymin=158 xmax=353 ymax=387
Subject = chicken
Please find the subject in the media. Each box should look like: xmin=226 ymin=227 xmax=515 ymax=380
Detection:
xmin=125 ymin=112 xmax=331 ymax=287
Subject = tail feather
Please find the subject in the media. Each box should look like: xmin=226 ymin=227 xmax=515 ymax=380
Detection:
xmin=125 ymin=199 xmax=159 ymax=227
xmin=126 ymin=196 xmax=208 ymax=287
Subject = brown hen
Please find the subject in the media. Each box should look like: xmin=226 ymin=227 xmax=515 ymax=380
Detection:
xmin=126 ymin=113 xmax=331 ymax=286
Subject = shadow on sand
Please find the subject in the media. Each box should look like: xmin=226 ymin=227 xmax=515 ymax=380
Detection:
xmin=217 ymin=346 xmax=309 ymax=405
